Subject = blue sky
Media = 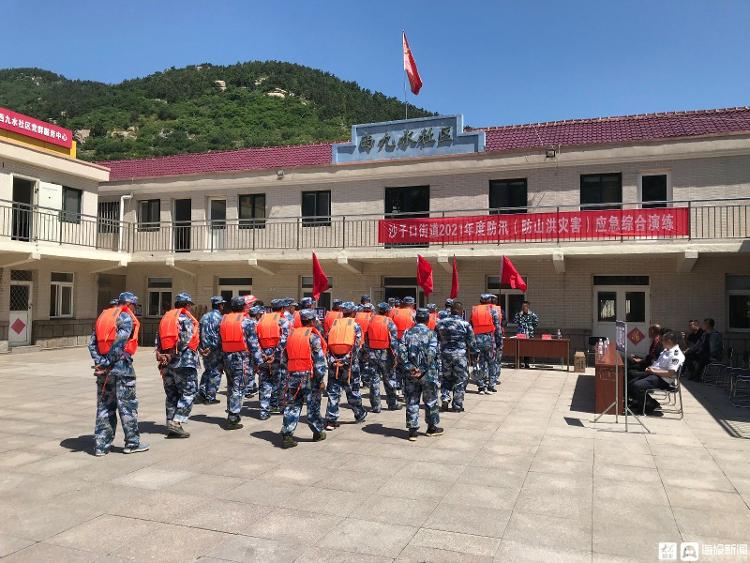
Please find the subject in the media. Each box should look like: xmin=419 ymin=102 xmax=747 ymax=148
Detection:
xmin=1 ymin=0 xmax=748 ymax=127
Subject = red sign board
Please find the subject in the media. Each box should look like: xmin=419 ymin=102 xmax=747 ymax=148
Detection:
xmin=378 ymin=207 xmax=689 ymax=244
xmin=628 ymin=327 xmax=645 ymax=346
xmin=0 ymin=107 xmax=73 ymax=149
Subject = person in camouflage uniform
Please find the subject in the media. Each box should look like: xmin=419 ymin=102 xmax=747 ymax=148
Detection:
xmin=195 ymin=296 xmax=226 ymax=405
xmin=279 ymin=309 xmax=328 ymax=448
xmin=155 ymin=292 xmax=200 ymax=438
xmin=399 ymin=308 xmax=443 ymax=441
xmin=471 ymin=294 xmax=503 ymax=394
xmin=325 ymin=301 xmax=368 ymax=429
xmin=220 ymin=296 xmax=263 ymax=429
xmin=435 ymin=301 xmax=477 ymax=412
xmin=281 ymin=298 xmax=296 ymax=326
xmin=363 ymin=302 xmax=400 ymax=413
xmin=257 ymin=299 xmax=291 ymax=420
xmin=489 ymin=294 xmax=504 ymax=389
xmin=88 ymin=292 xmax=148 ymax=456
xmin=299 ymin=297 xmax=324 ymax=333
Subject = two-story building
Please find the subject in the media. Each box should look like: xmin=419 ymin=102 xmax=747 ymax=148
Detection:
xmin=2 ymin=107 xmax=749 ymax=357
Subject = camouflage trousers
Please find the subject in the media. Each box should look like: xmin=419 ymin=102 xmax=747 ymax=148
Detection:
xmin=362 ymin=351 xmax=399 ymax=410
xmin=326 ymin=357 xmax=366 ymax=422
xmin=94 ymin=362 xmax=141 ymax=452
xmin=162 ymin=366 xmax=198 ymax=424
xmin=404 ymin=376 xmax=440 ymax=429
xmin=490 ymin=339 xmax=504 ymax=387
xmin=474 ymin=334 xmax=496 ymax=391
xmin=224 ymin=352 xmax=250 ymax=421
xmin=440 ymin=352 xmax=469 ymax=408
xmin=198 ymin=349 xmax=223 ymax=400
xmin=258 ymin=354 xmax=282 ymax=415
xmin=281 ymin=371 xmax=325 ymax=436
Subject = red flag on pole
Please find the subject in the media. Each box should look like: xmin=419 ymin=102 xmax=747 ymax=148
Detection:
xmin=499 ymin=256 xmax=527 ymax=292
xmin=312 ymin=252 xmax=329 ymax=300
xmin=416 ymin=255 xmax=433 ymax=298
xmin=402 ymin=31 xmax=423 ymax=95
xmin=450 ymin=255 xmax=459 ymax=299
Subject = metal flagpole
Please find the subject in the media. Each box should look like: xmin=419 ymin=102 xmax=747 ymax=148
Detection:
xmin=402 ymin=31 xmax=408 ymax=120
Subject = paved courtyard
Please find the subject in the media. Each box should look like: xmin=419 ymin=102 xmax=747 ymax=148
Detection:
xmin=0 ymin=348 xmax=749 ymax=562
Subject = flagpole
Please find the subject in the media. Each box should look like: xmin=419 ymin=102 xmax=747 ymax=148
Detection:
xmin=402 ymin=30 xmax=408 ymax=120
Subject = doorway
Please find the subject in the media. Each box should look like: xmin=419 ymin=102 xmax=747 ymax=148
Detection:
xmin=210 ymin=199 xmax=227 ymax=251
xmin=217 ymin=277 xmax=253 ymax=303
xmin=12 ymin=177 xmax=35 ymax=241
xmin=173 ymin=199 xmax=191 ymax=252
xmin=383 ymin=277 xmax=426 ymax=307
xmin=9 ymin=270 xmax=33 ymax=346
xmin=97 ymin=274 xmax=127 ymax=312
xmin=592 ymin=276 xmax=650 ymax=356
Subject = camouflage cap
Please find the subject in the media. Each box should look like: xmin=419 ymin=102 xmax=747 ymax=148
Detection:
xmin=210 ymin=295 xmax=226 ymax=306
xmin=402 ymin=296 xmax=416 ymax=305
xmin=427 ymin=303 xmax=437 ymax=311
xmin=376 ymin=302 xmax=390 ymax=314
xmin=360 ymin=294 xmax=371 ymax=303
xmin=230 ymin=296 xmax=246 ymax=310
xmin=270 ymin=299 xmax=282 ymax=309
xmin=361 ymin=303 xmax=373 ymax=311
xmin=175 ymin=292 xmax=194 ymax=304
xmin=480 ymin=293 xmax=494 ymax=303
xmin=249 ymin=305 xmax=264 ymax=316
xmin=299 ymin=309 xmax=317 ymax=322
xmin=415 ymin=308 xmax=430 ymax=323
xmin=118 ymin=291 xmax=138 ymax=304
xmin=340 ymin=301 xmax=356 ymax=313
xmin=444 ymin=298 xmax=454 ymax=307
xmin=300 ymin=297 xmax=314 ymax=308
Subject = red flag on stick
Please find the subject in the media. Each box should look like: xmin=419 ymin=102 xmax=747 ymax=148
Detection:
xmin=402 ymin=31 xmax=423 ymax=95
xmin=416 ymin=255 xmax=433 ymax=298
xmin=499 ymin=256 xmax=527 ymax=292
xmin=312 ymin=252 xmax=329 ymax=300
xmin=450 ymin=255 xmax=459 ymax=299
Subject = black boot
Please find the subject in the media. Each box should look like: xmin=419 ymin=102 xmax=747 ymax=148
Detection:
xmin=426 ymin=425 xmax=444 ymax=437
xmin=282 ymin=434 xmax=298 ymax=449
xmin=408 ymin=428 xmax=418 ymax=442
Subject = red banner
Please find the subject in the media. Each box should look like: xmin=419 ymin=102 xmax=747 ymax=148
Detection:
xmin=0 ymin=107 xmax=73 ymax=148
xmin=378 ymin=207 xmax=689 ymax=244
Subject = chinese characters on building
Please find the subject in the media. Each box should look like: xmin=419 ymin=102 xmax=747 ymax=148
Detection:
xmin=360 ymin=126 xmax=452 ymax=153
xmin=0 ymin=107 xmax=72 ymax=148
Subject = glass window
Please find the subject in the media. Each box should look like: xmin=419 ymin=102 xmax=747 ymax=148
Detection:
xmin=147 ymin=277 xmax=172 ymax=316
xmin=302 ymin=191 xmax=331 ymax=227
xmin=97 ymin=201 xmax=120 ymax=234
xmin=593 ymin=275 xmax=649 ymax=286
xmin=384 ymin=186 xmax=430 ymax=217
xmin=138 ymin=199 xmax=161 ymax=232
xmin=239 ymin=194 xmax=266 ymax=229
xmin=61 ymin=187 xmax=82 ymax=224
xmin=625 ymin=292 xmax=646 ymax=323
xmin=580 ymin=173 xmax=622 ymax=210
xmin=301 ymin=275 xmax=333 ymax=309
xmin=486 ymin=275 xmax=526 ymax=324
xmin=50 ymin=272 xmax=74 ymax=317
xmin=728 ymin=275 xmax=750 ymax=331
xmin=597 ymin=292 xmax=617 ymax=322
xmin=489 ymin=179 xmax=528 ymax=214
xmin=642 ymin=175 xmax=668 ymax=208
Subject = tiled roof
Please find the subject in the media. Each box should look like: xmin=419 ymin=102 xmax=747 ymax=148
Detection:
xmin=102 ymin=106 xmax=750 ymax=180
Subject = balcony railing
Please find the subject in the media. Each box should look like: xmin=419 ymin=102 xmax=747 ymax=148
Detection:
xmin=0 ymin=198 xmax=748 ymax=255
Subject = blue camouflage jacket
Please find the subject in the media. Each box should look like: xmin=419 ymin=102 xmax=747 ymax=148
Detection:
xmin=155 ymin=311 xmax=200 ymax=369
xmin=88 ymin=310 xmax=135 ymax=369
xmin=435 ymin=315 xmax=478 ymax=356
xmin=398 ymin=324 xmax=439 ymax=383
xmin=199 ymin=309 xmax=223 ymax=352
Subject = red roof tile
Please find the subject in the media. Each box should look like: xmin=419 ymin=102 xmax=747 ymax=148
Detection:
xmin=102 ymin=107 xmax=750 ymax=180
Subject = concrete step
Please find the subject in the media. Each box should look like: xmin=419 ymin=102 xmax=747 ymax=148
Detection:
xmin=10 ymin=345 xmax=42 ymax=354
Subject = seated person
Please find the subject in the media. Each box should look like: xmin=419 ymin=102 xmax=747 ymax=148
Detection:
xmin=628 ymin=324 xmax=662 ymax=371
xmin=682 ymin=319 xmax=704 ymax=379
xmin=628 ymin=331 xmax=685 ymax=416
xmin=688 ymin=318 xmax=723 ymax=381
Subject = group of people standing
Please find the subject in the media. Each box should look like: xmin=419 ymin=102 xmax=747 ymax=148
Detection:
xmin=88 ymin=290 xmax=506 ymax=454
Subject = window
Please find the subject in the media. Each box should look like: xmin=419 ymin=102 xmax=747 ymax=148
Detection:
xmin=50 ymin=272 xmax=74 ymax=318
xmin=61 ymin=187 xmax=82 ymax=224
xmin=625 ymin=292 xmax=646 ymax=323
xmin=592 ymin=275 xmax=649 ymax=286
xmin=301 ymin=275 xmax=333 ymax=309
xmin=580 ymin=173 xmax=622 ymax=210
xmin=487 ymin=275 xmax=526 ymax=323
xmin=728 ymin=275 xmax=750 ymax=331
xmin=597 ymin=292 xmax=617 ymax=322
xmin=489 ymin=179 xmax=528 ymax=214
xmin=384 ymin=186 xmax=430 ymax=248
xmin=302 ymin=191 xmax=331 ymax=227
xmin=641 ymin=174 xmax=668 ymax=208
xmin=147 ymin=277 xmax=172 ymax=317
xmin=97 ymin=201 xmax=120 ymax=233
xmin=239 ymin=194 xmax=266 ymax=229
xmin=218 ymin=277 xmax=254 ymax=302
xmin=138 ymin=199 xmax=161 ymax=232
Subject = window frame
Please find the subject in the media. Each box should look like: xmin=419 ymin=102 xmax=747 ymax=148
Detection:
xmin=97 ymin=200 xmax=120 ymax=234
xmin=489 ymin=178 xmax=528 ymax=215
xmin=638 ymin=171 xmax=672 ymax=209
xmin=146 ymin=277 xmax=172 ymax=317
xmin=727 ymin=275 xmax=750 ymax=332
xmin=138 ymin=199 xmax=161 ymax=232
xmin=61 ymin=186 xmax=82 ymax=224
xmin=486 ymin=275 xmax=526 ymax=326
xmin=300 ymin=275 xmax=333 ymax=309
xmin=580 ymin=172 xmax=623 ymax=211
xmin=50 ymin=272 xmax=74 ymax=318
xmin=238 ymin=193 xmax=267 ymax=229
xmin=301 ymin=190 xmax=331 ymax=227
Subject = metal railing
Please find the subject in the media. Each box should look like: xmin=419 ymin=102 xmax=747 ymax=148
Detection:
xmin=0 ymin=197 xmax=748 ymax=254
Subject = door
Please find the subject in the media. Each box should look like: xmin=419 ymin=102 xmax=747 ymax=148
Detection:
xmin=217 ymin=277 xmax=254 ymax=303
xmin=9 ymin=280 xmax=32 ymax=346
xmin=12 ymin=177 xmax=35 ymax=241
xmin=383 ymin=277 xmax=426 ymax=307
xmin=97 ymin=274 xmax=126 ymax=312
xmin=173 ymin=199 xmax=191 ymax=252
xmin=210 ymin=199 xmax=226 ymax=250
xmin=593 ymin=278 xmax=650 ymax=356
xmin=385 ymin=186 xmax=429 ymax=248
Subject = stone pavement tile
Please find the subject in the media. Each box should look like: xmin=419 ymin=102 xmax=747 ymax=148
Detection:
xmin=594 ymin=449 xmax=656 ymax=469
xmin=0 ymin=497 xmax=103 ymax=542
xmin=107 ymin=488 xmax=198 ymax=522
xmin=318 ymin=518 xmax=416 ymax=558
xmin=654 ymin=454 xmax=723 ymax=473
xmin=494 ymin=540 xmax=591 ymax=563
xmin=672 ymin=507 xmax=750 ymax=541
xmin=664 ymin=486 xmax=749 ymax=512
xmin=423 ymin=502 xmax=511 ymax=538
xmin=392 ymin=461 xmax=464 ymax=483
xmin=0 ymin=533 xmax=35 ymax=558
xmin=398 ymin=544 xmax=493 ymax=563
xmin=166 ymin=472 xmax=245 ymax=497
xmin=482 ymin=441 xmax=539 ymax=457
xmin=378 ymin=475 xmax=449 ymax=501
xmin=468 ymin=452 xmax=534 ymax=471
xmin=593 ymin=463 xmax=662 ymax=484
xmin=594 ymin=522 xmax=680 ymax=561
xmin=280 ymin=486 xmax=368 ymax=517
xmin=111 ymin=467 xmax=194 ymax=490
xmin=0 ymin=449 xmax=49 ymax=468
xmin=515 ymin=474 xmax=592 ymax=521
xmin=594 ymin=478 xmax=670 ymax=506
xmin=175 ymin=499 xmax=274 ymax=533
xmin=659 ymin=470 xmax=736 ymax=493
xmin=312 ymin=469 xmax=390 ymax=492
xmin=357 ymin=496 xmax=439 ymax=528
xmin=222 ymin=478 xmax=305 ymax=507
xmin=204 ymin=534 xmax=302 ymax=563
xmin=442 ymin=482 xmax=519 ymax=511
xmin=458 ymin=465 xmax=528 ymax=490
xmin=405 ymin=528 xmax=501 ymax=558
xmin=1 ymin=542 xmax=97 ymax=562
xmin=592 ymin=553 xmax=645 ymax=563
xmin=297 ymin=546 xmax=395 ymax=563
xmin=504 ymin=512 xmax=591 ymax=551
xmin=528 ymin=457 xmax=593 ymax=476
xmin=244 ymin=508 xmax=343 ymax=544
xmin=340 ymin=454 xmax=408 ymax=476
xmin=15 ymin=454 xmax=98 ymax=476
xmin=256 ymin=464 xmax=330 ymax=487
xmin=47 ymin=514 xmax=152 ymax=552
xmin=109 ymin=523 xmax=230 ymax=562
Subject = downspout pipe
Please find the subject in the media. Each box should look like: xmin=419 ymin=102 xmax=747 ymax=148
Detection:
xmin=118 ymin=193 xmax=133 ymax=252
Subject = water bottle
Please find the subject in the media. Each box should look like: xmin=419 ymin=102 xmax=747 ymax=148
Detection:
xmin=557 ymin=329 xmax=562 ymax=340
xmin=604 ymin=338 xmax=610 ymax=353
xmin=596 ymin=339 xmax=603 ymax=357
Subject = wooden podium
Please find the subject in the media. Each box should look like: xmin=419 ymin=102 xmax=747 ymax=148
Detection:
xmin=595 ymin=345 xmax=624 ymax=414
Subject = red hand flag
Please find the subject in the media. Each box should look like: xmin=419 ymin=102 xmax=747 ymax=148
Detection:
xmin=416 ymin=255 xmax=433 ymax=298
xmin=312 ymin=252 xmax=329 ymax=300
xmin=499 ymin=256 xmax=527 ymax=292
xmin=450 ymin=255 xmax=459 ymax=299
xmin=402 ymin=32 xmax=423 ymax=95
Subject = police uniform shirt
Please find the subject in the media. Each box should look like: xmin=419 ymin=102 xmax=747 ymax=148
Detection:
xmin=650 ymin=344 xmax=685 ymax=383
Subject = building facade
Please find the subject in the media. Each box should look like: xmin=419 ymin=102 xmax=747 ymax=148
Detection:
xmin=2 ymin=109 xmax=749 ymax=357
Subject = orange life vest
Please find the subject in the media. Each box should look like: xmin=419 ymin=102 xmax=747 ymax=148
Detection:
xmin=293 ymin=310 xmax=302 ymax=328
xmin=258 ymin=312 xmax=282 ymax=349
xmin=324 ymin=310 xmax=342 ymax=334
xmin=287 ymin=328 xmax=314 ymax=372
xmin=471 ymin=304 xmax=495 ymax=335
xmin=220 ymin=312 xmax=248 ymax=353
xmin=310 ymin=326 xmax=328 ymax=356
xmin=354 ymin=311 xmax=372 ymax=334
xmin=327 ymin=317 xmax=356 ymax=356
xmin=95 ymin=306 xmax=140 ymax=356
xmin=367 ymin=315 xmax=392 ymax=350
xmin=392 ymin=308 xmax=415 ymax=340
xmin=387 ymin=308 xmax=396 ymax=319
xmin=427 ymin=312 xmax=438 ymax=330
xmin=158 ymin=308 xmax=199 ymax=352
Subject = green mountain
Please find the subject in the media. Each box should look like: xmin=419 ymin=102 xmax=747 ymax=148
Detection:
xmin=0 ymin=62 xmax=434 ymax=161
